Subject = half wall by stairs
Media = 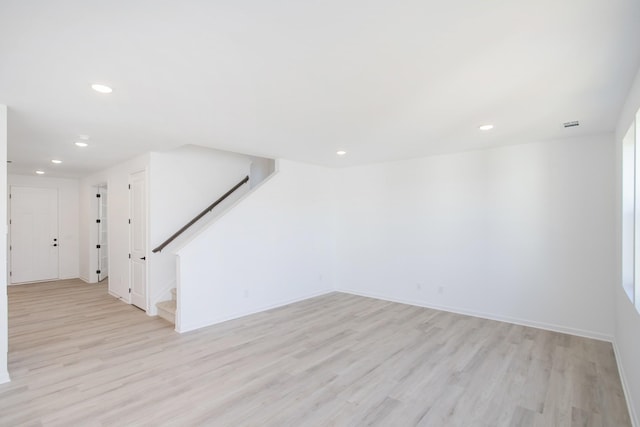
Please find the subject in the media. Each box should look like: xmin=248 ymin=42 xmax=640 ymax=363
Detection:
xmin=174 ymin=160 xmax=336 ymax=333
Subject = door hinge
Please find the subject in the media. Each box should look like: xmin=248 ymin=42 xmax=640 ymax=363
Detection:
xmin=96 ymin=270 xmax=101 ymax=274
xmin=128 ymin=219 xmax=131 ymax=224
xmin=129 ymin=288 xmax=131 ymax=293
xmin=9 ymin=271 xmax=11 ymax=276
xmin=9 ymin=219 xmax=11 ymax=225
xmin=128 ymin=184 xmax=131 ymax=190
xmin=96 ymin=219 xmax=101 ymax=223
xmin=9 ymin=245 xmax=11 ymax=251
xmin=96 ymin=244 xmax=101 ymax=249
xmin=128 ymin=253 xmax=131 ymax=259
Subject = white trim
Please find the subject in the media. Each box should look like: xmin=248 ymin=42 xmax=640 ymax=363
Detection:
xmin=8 ymin=277 xmax=80 ymax=286
xmin=337 ymin=288 xmax=614 ymax=343
xmin=108 ymin=290 xmax=129 ymax=302
xmin=7 ymin=281 xmax=49 ymax=286
xmin=176 ymin=288 xmax=333 ymax=333
xmin=79 ymin=276 xmax=106 ymax=285
xmin=613 ymin=339 xmax=639 ymax=427
xmin=0 ymin=371 xmax=10 ymax=384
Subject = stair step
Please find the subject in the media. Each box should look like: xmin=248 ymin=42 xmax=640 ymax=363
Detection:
xmin=171 ymin=288 xmax=177 ymax=300
xmin=157 ymin=300 xmax=176 ymax=324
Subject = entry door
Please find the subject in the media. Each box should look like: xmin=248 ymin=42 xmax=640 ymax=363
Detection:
xmin=129 ymin=171 xmax=147 ymax=310
xmin=10 ymin=186 xmax=59 ymax=283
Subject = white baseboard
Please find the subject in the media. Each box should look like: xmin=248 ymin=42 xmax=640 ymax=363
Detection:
xmin=612 ymin=339 xmax=638 ymax=427
xmin=10 ymin=276 xmax=83 ymax=286
xmin=177 ymin=288 xmax=334 ymax=333
xmin=337 ymin=288 xmax=613 ymax=343
xmin=108 ymin=290 xmax=129 ymax=304
xmin=0 ymin=371 xmax=10 ymax=384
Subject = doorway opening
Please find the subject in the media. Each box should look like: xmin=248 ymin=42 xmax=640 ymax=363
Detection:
xmin=96 ymin=184 xmax=108 ymax=282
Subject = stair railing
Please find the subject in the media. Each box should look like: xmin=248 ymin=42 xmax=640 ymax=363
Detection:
xmin=152 ymin=175 xmax=249 ymax=253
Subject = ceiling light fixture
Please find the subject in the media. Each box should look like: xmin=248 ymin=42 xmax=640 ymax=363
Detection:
xmin=336 ymin=150 xmax=347 ymax=156
xmin=51 ymin=159 xmax=62 ymax=164
xmin=91 ymin=83 xmax=113 ymax=94
xmin=35 ymin=170 xmax=45 ymax=175
xmin=479 ymin=124 xmax=494 ymax=131
xmin=75 ymin=141 xmax=88 ymax=147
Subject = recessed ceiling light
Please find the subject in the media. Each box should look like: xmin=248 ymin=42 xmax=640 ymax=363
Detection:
xmin=75 ymin=141 xmax=88 ymax=147
xmin=35 ymin=170 xmax=45 ymax=175
xmin=336 ymin=150 xmax=347 ymax=156
xmin=91 ymin=84 xmax=113 ymax=94
xmin=479 ymin=124 xmax=494 ymax=131
xmin=51 ymin=159 xmax=62 ymax=164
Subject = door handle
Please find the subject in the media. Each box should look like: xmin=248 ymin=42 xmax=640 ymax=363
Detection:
xmin=140 ymin=256 xmax=146 ymax=260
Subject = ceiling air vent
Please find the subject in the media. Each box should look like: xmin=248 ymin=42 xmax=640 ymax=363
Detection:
xmin=564 ymin=121 xmax=579 ymax=128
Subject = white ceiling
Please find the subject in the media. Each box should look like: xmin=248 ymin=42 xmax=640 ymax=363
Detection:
xmin=1 ymin=0 xmax=640 ymax=178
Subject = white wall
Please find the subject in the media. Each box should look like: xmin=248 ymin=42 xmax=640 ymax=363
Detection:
xmin=615 ymin=65 xmax=640 ymax=427
xmin=0 ymin=105 xmax=9 ymax=383
xmin=249 ymin=155 xmax=276 ymax=189
xmin=148 ymin=145 xmax=254 ymax=314
xmin=336 ymin=135 xmax=616 ymax=340
xmin=80 ymin=154 xmax=150 ymax=301
xmin=176 ymin=160 xmax=335 ymax=332
xmin=8 ymin=174 xmax=80 ymax=281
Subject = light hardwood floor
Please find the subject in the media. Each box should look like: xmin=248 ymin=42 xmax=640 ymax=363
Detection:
xmin=0 ymin=279 xmax=631 ymax=426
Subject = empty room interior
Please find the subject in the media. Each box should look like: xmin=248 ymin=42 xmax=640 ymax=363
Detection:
xmin=1 ymin=1 xmax=640 ymax=425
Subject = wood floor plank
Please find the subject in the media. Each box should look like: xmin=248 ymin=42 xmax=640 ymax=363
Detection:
xmin=0 ymin=279 xmax=632 ymax=426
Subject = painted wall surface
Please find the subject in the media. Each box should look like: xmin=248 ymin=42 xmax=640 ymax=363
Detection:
xmin=8 ymin=174 xmax=80 ymax=281
xmin=614 ymin=65 xmax=640 ymax=427
xmin=148 ymin=145 xmax=254 ymax=314
xmin=335 ymin=135 xmax=616 ymax=341
xmin=80 ymin=154 xmax=149 ymax=300
xmin=249 ymin=156 xmax=276 ymax=189
xmin=0 ymin=105 xmax=9 ymax=383
xmin=176 ymin=160 xmax=335 ymax=332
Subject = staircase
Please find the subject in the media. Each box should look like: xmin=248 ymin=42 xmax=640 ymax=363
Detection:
xmin=156 ymin=288 xmax=176 ymax=325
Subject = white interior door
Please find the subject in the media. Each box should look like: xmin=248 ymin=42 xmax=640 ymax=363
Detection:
xmin=10 ymin=186 xmax=59 ymax=284
xmin=97 ymin=186 xmax=108 ymax=281
xmin=130 ymin=171 xmax=147 ymax=310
